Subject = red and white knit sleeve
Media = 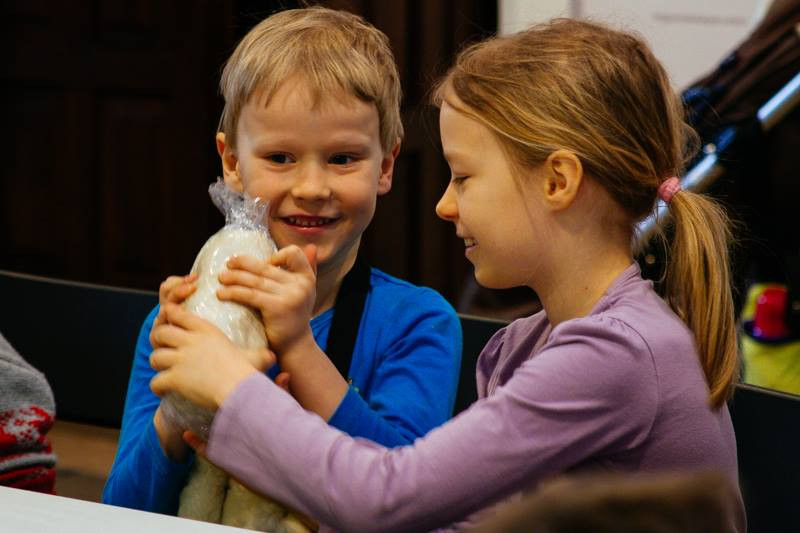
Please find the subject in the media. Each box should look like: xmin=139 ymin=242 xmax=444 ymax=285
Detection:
xmin=0 ymin=333 xmax=56 ymax=494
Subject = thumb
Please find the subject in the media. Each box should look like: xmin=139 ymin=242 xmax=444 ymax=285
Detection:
xmin=303 ymin=244 xmax=317 ymax=276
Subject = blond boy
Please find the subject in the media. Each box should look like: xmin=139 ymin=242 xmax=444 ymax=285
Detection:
xmin=104 ymin=7 xmax=461 ymax=516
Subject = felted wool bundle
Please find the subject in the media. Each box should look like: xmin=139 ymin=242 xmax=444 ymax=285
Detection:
xmin=165 ymin=180 xmax=313 ymax=532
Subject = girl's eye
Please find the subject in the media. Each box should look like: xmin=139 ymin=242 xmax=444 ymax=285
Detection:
xmin=330 ymin=154 xmax=356 ymax=165
xmin=452 ymin=175 xmax=469 ymax=185
xmin=266 ymin=153 xmax=293 ymax=164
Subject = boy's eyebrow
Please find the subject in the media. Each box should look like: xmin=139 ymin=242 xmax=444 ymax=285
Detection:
xmin=250 ymin=131 xmax=374 ymax=149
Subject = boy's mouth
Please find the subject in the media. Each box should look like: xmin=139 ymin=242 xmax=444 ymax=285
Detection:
xmin=282 ymin=215 xmax=339 ymax=228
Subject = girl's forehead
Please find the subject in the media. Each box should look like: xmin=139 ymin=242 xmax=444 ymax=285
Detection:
xmin=440 ymin=102 xmax=497 ymax=150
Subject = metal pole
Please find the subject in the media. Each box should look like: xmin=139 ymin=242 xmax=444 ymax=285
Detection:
xmin=635 ymin=70 xmax=800 ymax=246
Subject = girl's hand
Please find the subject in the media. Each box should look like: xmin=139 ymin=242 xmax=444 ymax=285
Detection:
xmin=179 ymin=372 xmax=291 ymax=458
xmin=217 ymin=244 xmax=317 ymax=354
xmin=151 ymin=274 xmax=197 ymax=348
xmin=149 ymin=303 xmax=276 ymax=410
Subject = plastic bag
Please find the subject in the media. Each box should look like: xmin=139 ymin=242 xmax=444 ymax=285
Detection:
xmin=160 ymin=179 xmax=277 ymax=439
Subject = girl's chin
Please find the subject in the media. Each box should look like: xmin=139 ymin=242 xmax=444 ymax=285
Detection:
xmin=474 ymin=270 xmax=517 ymax=290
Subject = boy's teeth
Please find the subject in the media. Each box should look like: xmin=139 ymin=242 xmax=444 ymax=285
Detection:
xmin=465 ymin=238 xmax=476 ymax=246
xmin=288 ymin=217 xmax=333 ymax=227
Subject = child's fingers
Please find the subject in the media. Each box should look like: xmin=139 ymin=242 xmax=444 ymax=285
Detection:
xmin=167 ymin=282 xmax=196 ymax=303
xmin=149 ymin=369 xmax=174 ymax=397
xmin=162 ymin=303 xmax=214 ymax=332
xmin=159 ymin=276 xmax=184 ymax=299
xmin=270 ymin=245 xmax=314 ymax=276
xmin=303 ymin=244 xmax=318 ymax=276
xmin=151 ymin=323 xmax=191 ymax=349
xmin=216 ymin=284 xmax=280 ymax=310
xmin=149 ymin=347 xmax=179 ymax=372
xmin=218 ymin=268 xmax=284 ymax=291
xmin=183 ymin=431 xmax=207 ymax=455
xmin=225 ymin=254 xmax=268 ymax=274
xmin=159 ymin=274 xmax=195 ymax=300
xmin=151 ymin=308 xmax=168 ymax=345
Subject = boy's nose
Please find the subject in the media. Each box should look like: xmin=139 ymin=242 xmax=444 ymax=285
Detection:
xmin=292 ymin=163 xmax=332 ymax=201
xmin=435 ymin=183 xmax=458 ymax=221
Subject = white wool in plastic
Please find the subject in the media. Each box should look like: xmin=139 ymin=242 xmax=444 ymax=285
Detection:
xmin=160 ymin=180 xmax=277 ymax=439
xmin=185 ymin=225 xmax=275 ymax=350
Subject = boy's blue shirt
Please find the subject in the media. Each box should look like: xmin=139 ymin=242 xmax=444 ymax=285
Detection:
xmin=103 ymin=268 xmax=462 ymax=513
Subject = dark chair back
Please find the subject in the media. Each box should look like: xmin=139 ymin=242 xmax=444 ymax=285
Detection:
xmin=729 ymin=383 xmax=800 ymax=533
xmin=0 ymin=270 xmax=157 ymax=427
xmin=454 ymin=314 xmax=508 ymax=415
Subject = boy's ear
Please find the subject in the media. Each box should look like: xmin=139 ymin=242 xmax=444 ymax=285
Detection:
xmin=377 ymin=139 xmax=402 ymax=195
xmin=216 ymin=132 xmax=243 ymax=193
xmin=541 ymin=149 xmax=582 ymax=211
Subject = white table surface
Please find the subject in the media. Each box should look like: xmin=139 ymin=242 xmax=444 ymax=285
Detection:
xmin=0 ymin=486 xmax=250 ymax=532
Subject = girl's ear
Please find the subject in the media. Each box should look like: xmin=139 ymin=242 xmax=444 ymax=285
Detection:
xmin=377 ymin=139 xmax=402 ymax=195
xmin=216 ymin=132 xmax=243 ymax=192
xmin=542 ymin=149 xmax=582 ymax=211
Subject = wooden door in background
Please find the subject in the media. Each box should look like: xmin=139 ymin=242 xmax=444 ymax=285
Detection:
xmin=2 ymin=1 xmax=496 ymax=306
xmin=2 ymin=1 xmax=231 ymax=288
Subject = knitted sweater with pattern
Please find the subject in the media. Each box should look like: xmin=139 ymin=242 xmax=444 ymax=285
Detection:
xmin=0 ymin=332 xmax=56 ymax=493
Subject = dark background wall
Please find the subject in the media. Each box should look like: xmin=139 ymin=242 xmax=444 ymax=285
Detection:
xmin=1 ymin=0 xmax=498 ymax=307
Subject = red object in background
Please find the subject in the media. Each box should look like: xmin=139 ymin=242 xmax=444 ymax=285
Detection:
xmin=753 ymin=287 xmax=791 ymax=340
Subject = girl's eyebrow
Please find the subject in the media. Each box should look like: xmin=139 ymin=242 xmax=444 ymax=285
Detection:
xmin=443 ymin=148 xmax=468 ymax=164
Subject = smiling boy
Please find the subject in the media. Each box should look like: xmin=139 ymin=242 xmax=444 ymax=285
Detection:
xmin=103 ymin=7 xmax=462 ymax=515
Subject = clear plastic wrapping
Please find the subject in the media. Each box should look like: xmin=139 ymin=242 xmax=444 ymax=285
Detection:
xmin=160 ymin=179 xmax=277 ymax=439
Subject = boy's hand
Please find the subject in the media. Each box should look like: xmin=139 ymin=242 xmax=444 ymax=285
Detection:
xmin=217 ymin=244 xmax=317 ymax=354
xmin=149 ymin=303 xmax=276 ymax=410
xmin=151 ymin=274 xmax=197 ymax=348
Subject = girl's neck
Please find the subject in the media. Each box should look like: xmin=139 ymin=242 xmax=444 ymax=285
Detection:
xmin=536 ymin=248 xmax=633 ymax=327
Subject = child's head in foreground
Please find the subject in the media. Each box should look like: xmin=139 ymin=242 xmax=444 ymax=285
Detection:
xmin=433 ymin=18 xmax=737 ymax=407
xmin=216 ymin=7 xmax=403 ymax=274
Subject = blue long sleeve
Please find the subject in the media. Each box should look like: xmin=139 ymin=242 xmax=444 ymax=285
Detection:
xmin=103 ymin=307 xmax=194 ymax=513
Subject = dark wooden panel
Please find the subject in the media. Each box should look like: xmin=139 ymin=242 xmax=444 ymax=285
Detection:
xmin=0 ymin=86 xmax=93 ymax=278
xmin=2 ymin=0 xmax=229 ymax=290
xmin=98 ymin=95 xmax=170 ymax=285
xmin=3 ymin=0 xmax=497 ymax=306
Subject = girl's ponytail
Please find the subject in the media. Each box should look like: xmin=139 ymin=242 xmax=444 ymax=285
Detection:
xmin=664 ymin=191 xmax=738 ymax=408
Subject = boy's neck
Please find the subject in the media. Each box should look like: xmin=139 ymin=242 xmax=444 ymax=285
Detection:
xmin=312 ymin=251 xmax=358 ymax=318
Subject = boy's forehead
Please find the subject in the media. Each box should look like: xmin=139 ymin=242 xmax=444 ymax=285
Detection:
xmin=249 ymin=76 xmax=372 ymax=114
xmin=238 ymin=77 xmax=381 ymax=144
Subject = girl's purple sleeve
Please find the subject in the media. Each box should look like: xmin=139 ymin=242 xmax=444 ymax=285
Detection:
xmin=205 ymin=316 xmax=658 ymax=532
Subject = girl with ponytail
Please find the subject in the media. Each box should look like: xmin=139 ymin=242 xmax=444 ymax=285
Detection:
xmin=147 ymin=19 xmax=745 ymax=531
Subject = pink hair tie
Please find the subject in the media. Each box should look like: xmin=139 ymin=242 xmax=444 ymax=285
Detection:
xmin=658 ymin=177 xmax=681 ymax=203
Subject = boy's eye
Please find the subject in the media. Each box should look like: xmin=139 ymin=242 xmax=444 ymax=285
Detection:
xmin=329 ymin=154 xmax=357 ymax=165
xmin=452 ymin=175 xmax=469 ymax=185
xmin=265 ymin=153 xmax=293 ymax=164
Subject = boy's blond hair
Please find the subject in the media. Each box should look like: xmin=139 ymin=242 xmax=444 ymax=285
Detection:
xmin=219 ymin=6 xmax=403 ymax=152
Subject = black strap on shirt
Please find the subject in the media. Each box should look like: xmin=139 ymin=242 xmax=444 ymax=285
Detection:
xmin=326 ymin=255 xmax=371 ymax=379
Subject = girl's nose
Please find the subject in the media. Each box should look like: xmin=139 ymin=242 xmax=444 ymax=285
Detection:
xmin=435 ymin=182 xmax=458 ymax=221
xmin=291 ymin=163 xmax=332 ymax=201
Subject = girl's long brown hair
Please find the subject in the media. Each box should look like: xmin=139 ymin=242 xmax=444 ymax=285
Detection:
xmin=434 ymin=19 xmax=737 ymax=408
